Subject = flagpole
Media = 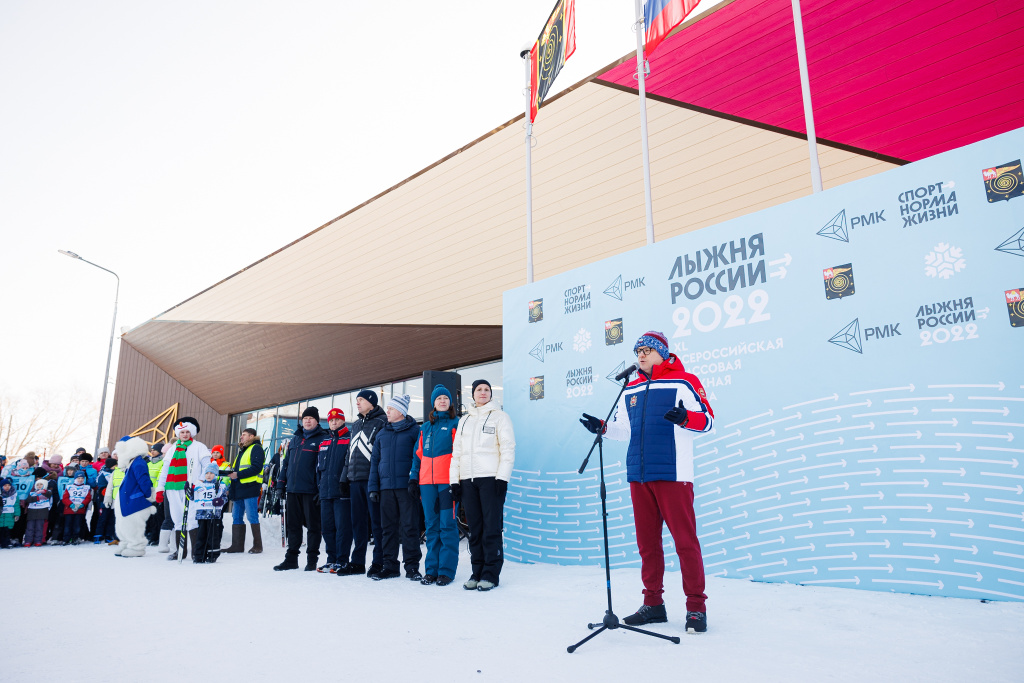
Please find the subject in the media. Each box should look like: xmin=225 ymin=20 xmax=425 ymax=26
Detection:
xmin=791 ymin=0 xmax=823 ymax=193
xmin=521 ymin=46 xmax=536 ymax=284
xmin=634 ymin=0 xmax=655 ymax=244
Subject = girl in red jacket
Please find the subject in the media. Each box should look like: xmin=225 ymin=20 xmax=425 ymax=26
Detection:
xmin=62 ymin=470 xmax=92 ymax=545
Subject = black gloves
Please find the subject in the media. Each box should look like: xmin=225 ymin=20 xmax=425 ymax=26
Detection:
xmin=408 ymin=480 xmax=420 ymax=498
xmin=579 ymin=413 xmax=606 ymax=435
xmin=339 ymin=481 xmax=351 ymax=498
xmin=368 ymin=491 xmax=379 ymax=503
xmin=275 ymin=480 xmax=286 ymax=492
xmin=663 ymin=400 xmax=689 ymax=427
xmin=495 ymin=479 xmax=507 ymax=496
xmin=449 ymin=483 xmax=462 ymax=503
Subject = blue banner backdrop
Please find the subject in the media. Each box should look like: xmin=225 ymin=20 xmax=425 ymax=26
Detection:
xmin=501 ymin=127 xmax=1024 ymax=601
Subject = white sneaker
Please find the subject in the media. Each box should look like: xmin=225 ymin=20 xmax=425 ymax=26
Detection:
xmin=463 ymin=578 xmax=478 ymax=590
xmin=476 ymin=580 xmax=495 ymax=591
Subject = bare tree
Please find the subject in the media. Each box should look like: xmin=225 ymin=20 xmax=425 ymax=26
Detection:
xmin=0 ymin=388 xmax=98 ymax=458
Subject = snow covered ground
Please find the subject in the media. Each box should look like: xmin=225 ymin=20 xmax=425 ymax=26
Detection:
xmin=6 ymin=526 xmax=1023 ymax=683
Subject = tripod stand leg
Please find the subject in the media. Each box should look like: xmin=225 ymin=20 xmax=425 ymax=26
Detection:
xmin=567 ymin=625 xmax=607 ymax=653
xmin=620 ymin=624 xmax=681 ymax=644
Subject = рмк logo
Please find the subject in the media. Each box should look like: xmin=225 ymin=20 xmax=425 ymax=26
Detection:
xmin=828 ymin=318 xmax=863 ymax=354
xmin=983 ymin=161 xmax=1024 ymax=202
xmin=817 ymin=210 xmax=849 ymax=242
xmin=1006 ymin=288 xmax=1024 ymax=328
xmin=823 ymin=264 xmax=855 ymax=299
xmin=995 ymin=227 xmax=1024 ymax=259
xmin=604 ymin=276 xmax=622 ymax=300
xmin=605 ymin=318 xmax=623 ymax=346
xmin=528 ymin=299 xmax=543 ymax=323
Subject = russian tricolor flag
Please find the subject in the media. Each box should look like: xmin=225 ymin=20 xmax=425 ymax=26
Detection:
xmin=645 ymin=0 xmax=702 ymax=56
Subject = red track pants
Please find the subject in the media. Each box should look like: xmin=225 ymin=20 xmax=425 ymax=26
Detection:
xmin=630 ymin=480 xmax=707 ymax=612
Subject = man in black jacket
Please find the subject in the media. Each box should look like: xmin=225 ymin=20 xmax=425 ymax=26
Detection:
xmin=341 ymin=390 xmax=388 ymax=578
xmin=274 ymin=407 xmax=328 ymax=571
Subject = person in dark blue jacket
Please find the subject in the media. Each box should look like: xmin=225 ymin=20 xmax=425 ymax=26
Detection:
xmin=274 ymin=406 xmax=329 ymax=572
xmin=316 ymin=408 xmax=353 ymax=574
xmin=368 ymin=394 xmax=422 ymax=581
xmin=411 ymin=384 xmax=460 ymax=586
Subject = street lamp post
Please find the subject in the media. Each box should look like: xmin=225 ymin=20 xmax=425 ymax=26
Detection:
xmin=59 ymin=250 xmax=119 ymax=457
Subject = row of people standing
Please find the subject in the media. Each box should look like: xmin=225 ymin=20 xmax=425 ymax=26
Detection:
xmin=273 ymin=380 xmax=515 ymax=591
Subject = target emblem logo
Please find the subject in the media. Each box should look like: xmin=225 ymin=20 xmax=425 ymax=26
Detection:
xmin=983 ymin=161 xmax=1024 ymax=203
xmin=823 ymin=263 xmax=856 ymax=300
xmin=1007 ymin=288 xmax=1024 ymax=328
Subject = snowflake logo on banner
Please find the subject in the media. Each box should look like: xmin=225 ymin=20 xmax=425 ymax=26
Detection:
xmin=573 ymin=328 xmax=592 ymax=353
xmin=924 ymin=243 xmax=966 ymax=279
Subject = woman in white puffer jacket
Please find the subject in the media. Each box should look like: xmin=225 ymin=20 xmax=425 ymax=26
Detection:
xmin=449 ymin=379 xmax=515 ymax=591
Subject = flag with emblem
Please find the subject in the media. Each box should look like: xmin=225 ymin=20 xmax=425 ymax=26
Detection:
xmin=528 ymin=0 xmax=576 ymax=123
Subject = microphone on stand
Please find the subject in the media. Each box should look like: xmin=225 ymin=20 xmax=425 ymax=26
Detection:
xmin=615 ymin=363 xmax=638 ymax=382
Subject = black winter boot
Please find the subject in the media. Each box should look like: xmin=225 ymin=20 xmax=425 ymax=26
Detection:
xmin=623 ymin=604 xmax=668 ymax=626
xmin=373 ymin=568 xmax=401 ymax=581
xmin=686 ymin=611 xmax=707 ymax=633
xmin=366 ymin=562 xmax=383 ymax=579
xmin=223 ymin=524 xmax=246 ymax=553
xmin=248 ymin=524 xmax=263 ymax=554
xmin=274 ymin=555 xmax=300 ymax=571
xmin=338 ymin=563 xmax=364 ymax=576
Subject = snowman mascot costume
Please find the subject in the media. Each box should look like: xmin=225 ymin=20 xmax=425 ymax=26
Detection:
xmin=155 ymin=418 xmax=212 ymax=561
xmin=112 ymin=436 xmax=156 ymax=557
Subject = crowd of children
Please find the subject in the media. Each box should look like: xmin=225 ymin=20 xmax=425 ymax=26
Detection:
xmin=0 ymin=436 xmax=230 ymax=564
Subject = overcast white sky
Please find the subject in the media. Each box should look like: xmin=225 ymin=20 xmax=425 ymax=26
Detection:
xmin=0 ymin=0 xmax=725 ymax=443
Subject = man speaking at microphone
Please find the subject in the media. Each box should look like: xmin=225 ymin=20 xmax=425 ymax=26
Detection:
xmin=580 ymin=330 xmax=714 ymax=633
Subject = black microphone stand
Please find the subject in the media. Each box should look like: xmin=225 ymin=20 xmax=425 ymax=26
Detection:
xmin=567 ymin=371 xmax=680 ymax=653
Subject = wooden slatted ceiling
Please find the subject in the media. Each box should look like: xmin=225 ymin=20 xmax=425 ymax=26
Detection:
xmin=108 ymin=341 xmax=228 ymax=450
xmin=154 ymin=84 xmax=894 ymax=327
xmin=599 ymin=0 xmax=1024 ymax=162
xmin=122 ymin=322 xmax=502 ymax=415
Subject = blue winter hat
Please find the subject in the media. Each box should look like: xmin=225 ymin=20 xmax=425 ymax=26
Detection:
xmin=430 ymin=384 xmax=452 ymax=406
xmin=204 ymin=463 xmax=219 ymax=476
xmin=0 ymin=477 xmax=12 ymax=489
xmin=357 ymin=389 xmax=379 ymax=408
xmin=633 ymin=330 xmax=670 ymax=360
xmin=73 ymin=470 xmax=86 ymax=482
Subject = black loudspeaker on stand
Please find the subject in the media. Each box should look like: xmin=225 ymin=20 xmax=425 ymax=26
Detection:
xmin=567 ymin=365 xmax=680 ymax=653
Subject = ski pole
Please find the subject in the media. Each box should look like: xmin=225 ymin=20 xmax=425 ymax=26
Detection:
xmin=178 ymin=484 xmax=192 ymax=565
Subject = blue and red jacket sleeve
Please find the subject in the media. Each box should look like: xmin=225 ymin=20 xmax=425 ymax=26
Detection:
xmin=685 ymin=375 xmax=714 ymax=432
xmin=410 ymin=432 xmax=423 ymax=482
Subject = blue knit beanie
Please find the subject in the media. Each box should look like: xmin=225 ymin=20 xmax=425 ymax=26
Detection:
xmin=633 ymin=330 xmax=670 ymax=359
xmin=430 ymin=384 xmax=452 ymax=406
xmin=387 ymin=394 xmax=412 ymax=417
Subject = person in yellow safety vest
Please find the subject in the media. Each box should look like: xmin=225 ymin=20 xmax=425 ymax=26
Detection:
xmin=221 ymin=428 xmax=265 ymax=554
xmin=145 ymin=443 xmax=166 ymax=546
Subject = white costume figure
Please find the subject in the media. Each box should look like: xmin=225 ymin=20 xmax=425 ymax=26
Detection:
xmin=155 ymin=418 xmax=212 ymax=560
xmin=111 ymin=437 xmax=156 ymax=557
